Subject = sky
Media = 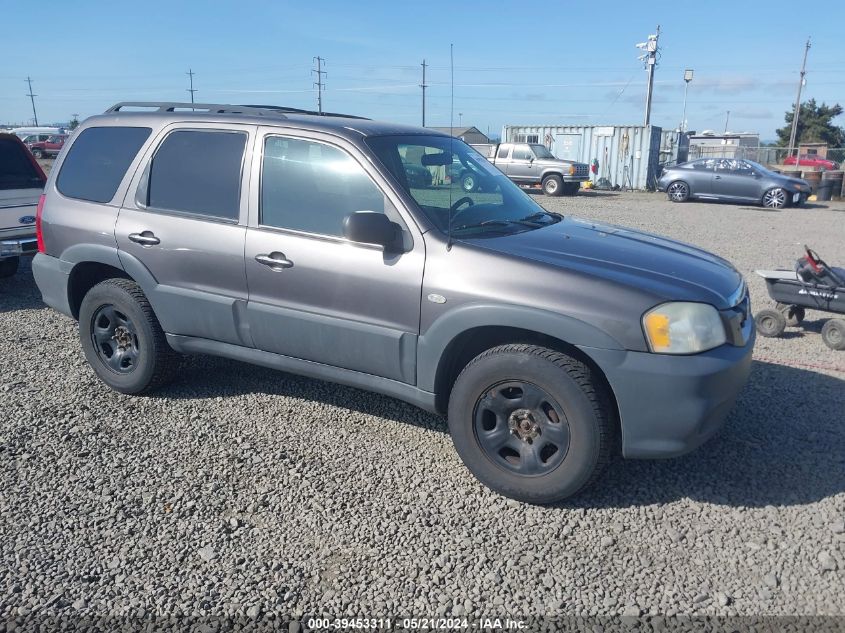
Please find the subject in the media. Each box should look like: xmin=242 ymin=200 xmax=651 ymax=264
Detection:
xmin=2 ymin=0 xmax=844 ymax=141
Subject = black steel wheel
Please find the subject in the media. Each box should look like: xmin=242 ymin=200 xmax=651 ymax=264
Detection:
xmin=447 ymin=344 xmax=615 ymax=504
xmin=667 ymin=181 xmax=690 ymax=202
xmin=473 ymin=381 xmax=570 ymax=477
xmin=755 ymin=308 xmax=787 ymax=338
xmin=79 ymin=278 xmax=177 ymax=394
xmin=821 ymin=319 xmax=845 ymax=351
xmin=776 ymin=303 xmax=806 ymax=327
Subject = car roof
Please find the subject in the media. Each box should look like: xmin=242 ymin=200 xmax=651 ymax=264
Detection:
xmin=82 ymin=102 xmax=451 ymax=143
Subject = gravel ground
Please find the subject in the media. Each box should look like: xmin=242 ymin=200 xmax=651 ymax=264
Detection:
xmin=1 ymin=189 xmax=844 ymax=625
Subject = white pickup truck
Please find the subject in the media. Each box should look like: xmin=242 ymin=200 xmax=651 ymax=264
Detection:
xmin=0 ymin=134 xmax=46 ymax=277
xmin=475 ymin=142 xmax=590 ymax=196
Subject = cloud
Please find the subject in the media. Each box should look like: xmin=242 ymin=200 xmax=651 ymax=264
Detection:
xmin=731 ymin=108 xmax=774 ymax=120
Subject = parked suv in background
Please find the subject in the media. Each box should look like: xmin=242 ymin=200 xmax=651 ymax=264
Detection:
xmin=27 ymin=134 xmax=67 ymax=159
xmin=33 ymin=102 xmax=755 ymax=503
xmin=0 ymin=133 xmax=46 ymax=277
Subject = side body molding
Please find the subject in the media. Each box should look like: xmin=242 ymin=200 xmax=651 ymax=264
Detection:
xmin=415 ymin=302 xmax=624 ymax=393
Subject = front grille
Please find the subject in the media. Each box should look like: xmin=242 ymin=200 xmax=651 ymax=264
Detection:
xmin=574 ymin=164 xmax=590 ymax=179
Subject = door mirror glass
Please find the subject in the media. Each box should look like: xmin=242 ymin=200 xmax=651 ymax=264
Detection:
xmin=343 ymin=211 xmax=400 ymax=250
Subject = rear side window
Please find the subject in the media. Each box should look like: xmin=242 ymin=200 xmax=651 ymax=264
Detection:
xmin=0 ymin=136 xmax=45 ymax=190
xmin=497 ymin=145 xmax=510 ymax=159
xmin=57 ymin=127 xmax=151 ymax=202
xmin=147 ymin=130 xmax=246 ymax=221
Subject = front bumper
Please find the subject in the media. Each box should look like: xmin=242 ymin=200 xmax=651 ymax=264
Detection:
xmin=0 ymin=235 xmax=37 ymax=259
xmin=580 ymin=326 xmax=756 ymax=458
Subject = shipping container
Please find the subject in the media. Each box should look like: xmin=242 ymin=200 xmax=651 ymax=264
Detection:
xmin=501 ymin=124 xmax=663 ymax=190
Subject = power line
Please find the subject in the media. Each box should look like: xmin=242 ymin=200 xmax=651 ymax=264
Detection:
xmin=787 ymin=38 xmax=811 ymax=158
xmin=25 ymin=76 xmax=39 ymax=126
xmin=186 ymin=68 xmax=197 ymax=104
xmin=420 ymin=59 xmax=428 ymax=127
xmin=312 ymin=56 xmax=326 ymax=114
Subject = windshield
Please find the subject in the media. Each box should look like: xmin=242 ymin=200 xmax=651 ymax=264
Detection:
xmin=366 ymin=135 xmax=559 ymax=236
xmin=529 ymin=144 xmax=555 ymax=159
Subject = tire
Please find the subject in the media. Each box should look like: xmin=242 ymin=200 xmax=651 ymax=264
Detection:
xmin=762 ymin=187 xmax=788 ymax=209
xmin=78 ymin=278 xmax=177 ymax=394
xmin=0 ymin=256 xmax=20 ymax=278
xmin=542 ymin=175 xmax=563 ymax=197
xmin=447 ymin=344 xmax=615 ymax=504
xmin=821 ymin=319 xmax=845 ymax=351
xmin=776 ymin=303 xmax=805 ymax=327
xmin=667 ymin=180 xmax=690 ymax=202
xmin=562 ymin=182 xmax=580 ymax=196
xmin=755 ymin=308 xmax=787 ymax=338
xmin=32 ymin=149 xmax=43 ymax=159
xmin=461 ymin=173 xmax=477 ymax=193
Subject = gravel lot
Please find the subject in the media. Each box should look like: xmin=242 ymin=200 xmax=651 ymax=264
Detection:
xmin=1 ymin=188 xmax=844 ymax=625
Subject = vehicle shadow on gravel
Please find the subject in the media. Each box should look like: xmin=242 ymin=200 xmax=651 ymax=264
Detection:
xmin=570 ymin=359 xmax=845 ymax=509
xmin=0 ymin=264 xmax=45 ymax=314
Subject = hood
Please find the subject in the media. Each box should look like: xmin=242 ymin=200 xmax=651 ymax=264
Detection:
xmin=774 ymin=173 xmax=810 ymax=188
xmin=537 ymin=157 xmax=588 ymax=168
xmin=465 ymin=217 xmax=743 ymax=309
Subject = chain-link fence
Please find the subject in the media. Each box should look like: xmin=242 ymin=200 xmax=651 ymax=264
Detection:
xmin=688 ymin=145 xmax=845 ymax=169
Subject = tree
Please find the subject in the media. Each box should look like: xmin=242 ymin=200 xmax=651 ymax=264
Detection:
xmin=68 ymin=115 xmax=80 ymax=131
xmin=776 ymin=99 xmax=845 ymax=147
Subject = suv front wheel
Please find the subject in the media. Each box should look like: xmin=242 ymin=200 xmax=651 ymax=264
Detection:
xmin=447 ymin=344 xmax=614 ymax=504
xmin=78 ymin=279 xmax=176 ymax=394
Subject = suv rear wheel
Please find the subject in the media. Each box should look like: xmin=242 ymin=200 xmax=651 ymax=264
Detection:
xmin=447 ymin=344 xmax=614 ymax=504
xmin=78 ymin=279 xmax=176 ymax=394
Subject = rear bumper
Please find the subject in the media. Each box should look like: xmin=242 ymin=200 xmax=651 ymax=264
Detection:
xmin=580 ymin=328 xmax=756 ymax=459
xmin=31 ymin=252 xmax=74 ymax=317
xmin=0 ymin=235 xmax=37 ymax=259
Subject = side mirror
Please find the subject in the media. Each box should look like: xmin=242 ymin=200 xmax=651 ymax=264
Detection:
xmin=343 ymin=211 xmax=401 ymax=250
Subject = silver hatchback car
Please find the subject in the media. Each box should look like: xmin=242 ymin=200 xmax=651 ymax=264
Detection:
xmin=33 ymin=102 xmax=755 ymax=503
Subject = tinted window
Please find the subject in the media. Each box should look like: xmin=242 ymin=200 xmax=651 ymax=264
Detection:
xmin=261 ymin=136 xmax=385 ymax=237
xmin=57 ymin=127 xmax=151 ymax=203
xmin=147 ymin=130 xmax=245 ymax=220
xmin=0 ymin=136 xmax=45 ymax=190
xmin=497 ymin=145 xmax=510 ymax=159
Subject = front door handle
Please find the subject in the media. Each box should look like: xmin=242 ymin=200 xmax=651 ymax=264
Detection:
xmin=128 ymin=231 xmax=160 ymax=246
xmin=255 ymin=252 xmax=294 ymax=271
xmin=714 ymin=175 xmax=722 ymax=180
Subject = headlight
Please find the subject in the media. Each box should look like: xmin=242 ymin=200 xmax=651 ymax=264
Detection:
xmin=568 ymin=164 xmax=575 ymax=175
xmin=642 ymin=302 xmax=726 ymax=354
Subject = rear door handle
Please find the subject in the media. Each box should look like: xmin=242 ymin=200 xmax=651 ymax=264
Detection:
xmin=128 ymin=231 xmax=160 ymax=246
xmin=255 ymin=252 xmax=294 ymax=270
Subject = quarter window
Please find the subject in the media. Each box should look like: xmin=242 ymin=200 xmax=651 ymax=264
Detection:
xmin=496 ymin=145 xmax=510 ymax=159
xmin=260 ymin=136 xmax=385 ymax=237
xmin=147 ymin=130 xmax=246 ymax=221
xmin=57 ymin=126 xmax=151 ymax=203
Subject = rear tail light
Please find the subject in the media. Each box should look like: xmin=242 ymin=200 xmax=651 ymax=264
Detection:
xmin=36 ymin=194 xmax=46 ymax=254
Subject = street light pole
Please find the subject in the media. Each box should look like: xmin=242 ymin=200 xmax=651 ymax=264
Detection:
xmin=787 ymin=38 xmax=811 ymax=159
xmin=681 ymin=69 xmax=694 ymax=132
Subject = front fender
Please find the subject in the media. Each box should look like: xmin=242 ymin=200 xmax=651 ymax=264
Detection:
xmin=416 ymin=302 xmax=624 ymax=393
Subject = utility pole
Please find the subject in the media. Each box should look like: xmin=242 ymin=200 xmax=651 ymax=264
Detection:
xmin=186 ymin=69 xmax=197 ymax=104
xmin=312 ymin=56 xmax=326 ymax=114
xmin=420 ymin=59 xmax=428 ymax=127
xmin=724 ymin=110 xmax=730 ymax=133
xmin=680 ymin=69 xmax=694 ymax=132
xmin=787 ymin=37 xmax=811 ymax=158
xmin=636 ymin=25 xmax=660 ymax=126
xmin=458 ymin=112 xmax=463 ymax=127
xmin=25 ymin=76 xmax=39 ymax=126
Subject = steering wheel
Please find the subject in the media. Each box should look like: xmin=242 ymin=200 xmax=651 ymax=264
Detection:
xmin=449 ymin=196 xmax=475 ymax=218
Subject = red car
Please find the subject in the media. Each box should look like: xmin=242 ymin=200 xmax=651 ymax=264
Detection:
xmin=783 ymin=154 xmax=839 ymax=170
xmin=27 ymin=134 xmax=67 ymax=159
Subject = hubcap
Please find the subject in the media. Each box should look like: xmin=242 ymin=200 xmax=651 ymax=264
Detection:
xmin=545 ymin=180 xmax=558 ymax=193
xmin=91 ymin=304 xmax=139 ymax=374
xmin=473 ymin=381 xmax=570 ymax=476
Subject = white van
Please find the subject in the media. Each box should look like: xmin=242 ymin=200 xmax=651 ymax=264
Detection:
xmin=9 ymin=126 xmax=63 ymax=142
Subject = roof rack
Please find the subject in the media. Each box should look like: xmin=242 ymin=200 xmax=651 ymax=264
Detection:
xmin=104 ymin=102 xmax=368 ymax=120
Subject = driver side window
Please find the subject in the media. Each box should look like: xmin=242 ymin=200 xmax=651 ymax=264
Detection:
xmin=512 ymin=146 xmax=533 ymax=161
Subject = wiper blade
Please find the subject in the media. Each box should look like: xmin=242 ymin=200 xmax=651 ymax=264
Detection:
xmin=451 ymin=219 xmax=514 ymax=232
xmin=516 ymin=211 xmax=561 ymax=225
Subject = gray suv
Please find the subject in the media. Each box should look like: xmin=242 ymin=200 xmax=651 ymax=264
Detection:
xmin=33 ymin=102 xmax=755 ymax=504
